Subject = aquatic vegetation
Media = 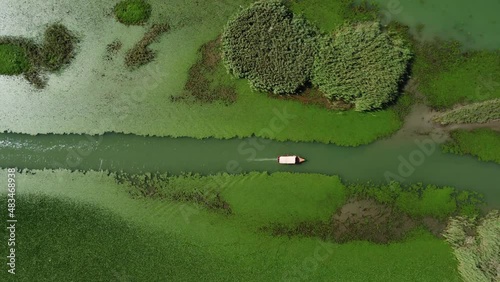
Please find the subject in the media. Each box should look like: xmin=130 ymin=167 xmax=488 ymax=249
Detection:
xmin=441 ymin=128 xmax=500 ymax=164
xmin=2 ymin=169 xmax=462 ymax=281
xmin=264 ymin=199 xmax=420 ymax=244
xmin=313 ymin=21 xmax=412 ymax=111
xmin=172 ymin=37 xmax=237 ymax=105
xmin=41 ymin=24 xmax=78 ymax=72
xmin=5 ymin=193 xmax=224 ymax=281
xmin=346 ymin=182 xmax=483 ymax=219
xmin=434 ymin=98 xmax=500 ymax=125
xmin=412 ymin=39 xmax=500 ymax=109
xmin=0 ymin=37 xmax=44 ymax=87
xmin=443 ymin=210 xmax=500 ymax=282
xmin=288 ymin=0 xmax=378 ymax=32
xmin=263 ymin=181 xmax=483 ymax=244
xmin=125 ymin=23 xmax=170 ymax=68
xmin=114 ymin=0 xmax=151 ymax=26
xmin=115 ymin=172 xmax=232 ymax=214
xmin=222 ymin=1 xmax=318 ymax=94
xmin=0 ymin=24 xmax=77 ymax=88
xmin=105 ymin=40 xmax=123 ymax=60
xmin=0 ymin=43 xmax=30 ymax=75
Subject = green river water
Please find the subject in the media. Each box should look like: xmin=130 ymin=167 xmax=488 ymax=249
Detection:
xmin=1 ymin=133 xmax=499 ymax=207
xmin=371 ymin=0 xmax=500 ymax=50
xmin=0 ymin=1 xmax=499 ymax=206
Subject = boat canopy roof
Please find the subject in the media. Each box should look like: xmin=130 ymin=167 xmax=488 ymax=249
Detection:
xmin=279 ymin=156 xmax=297 ymax=164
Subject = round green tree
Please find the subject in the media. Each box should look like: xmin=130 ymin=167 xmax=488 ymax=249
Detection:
xmin=0 ymin=43 xmax=30 ymax=75
xmin=114 ymin=0 xmax=151 ymax=26
xmin=222 ymin=1 xmax=317 ymax=94
xmin=313 ymin=22 xmax=412 ymax=111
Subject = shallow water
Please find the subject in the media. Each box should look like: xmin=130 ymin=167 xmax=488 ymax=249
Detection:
xmin=371 ymin=0 xmax=500 ymax=50
xmin=1 ymin=132 xmax=499 ymax=207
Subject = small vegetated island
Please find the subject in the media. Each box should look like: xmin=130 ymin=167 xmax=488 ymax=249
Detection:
xmin=0 ymin=43 xmax=30 ymax=75
xmin=111 ymin=0 xmax=170 ymax=69
xmin=0 ymin=24 xmax=78 ymax=88
xmin=114 ymin=0 xmax=152 ymax=26
xmin=221 ymin=1 xmax=412 ymax=111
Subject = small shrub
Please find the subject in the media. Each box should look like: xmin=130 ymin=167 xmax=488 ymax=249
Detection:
xmin=313 ymin=21 xmax=412 ymax=111
xmin=41 ymin=24 xmax=78 ymax=71
xmin=222 ymin=1 xmax=318 ymax=94
xmin=114 ymin=0 xmax=151 ymax=25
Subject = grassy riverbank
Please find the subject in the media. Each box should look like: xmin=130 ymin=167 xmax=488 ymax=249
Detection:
xmin=2 ymin=169 xmax=482 ymax=281
xmin=442 ymin=128 xmax=500 ymax=164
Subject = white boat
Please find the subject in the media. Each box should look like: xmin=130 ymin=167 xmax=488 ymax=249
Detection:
xmin=278 ymin=155 xmax=306 ymax=165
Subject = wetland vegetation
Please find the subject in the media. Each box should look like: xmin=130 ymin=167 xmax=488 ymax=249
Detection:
xmin=0 ymin=169 xmax=466 ymax=281
xmin=114 ymin=0 xmax=152 ymax=26
xmin=0 ymin=23 xmax=77 ymax=88
xmin=0 ymin=43 xmax=30 ymax=75
xmin=125 ymin=23 xmax=170 ymax=68
xmin=0 ymin=0 xmax=499 ymax=281
xmin=442 ymin=128 xmax=500 ymax=164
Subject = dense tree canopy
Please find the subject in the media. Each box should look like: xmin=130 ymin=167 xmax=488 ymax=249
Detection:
xmin=313 ymin=22 xmax=412 ymax=111
xmin=222 ymin=1 xmax=318 ymax=94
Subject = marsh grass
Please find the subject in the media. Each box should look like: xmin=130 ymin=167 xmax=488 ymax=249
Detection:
xmin=105 ymin=40 xmax=123 ymax=60
xmin=263 ymin=199 xmax=420 ymax=244
xmin=125 ymin=23 xmax=170 ymax=68
xmin=115 ymin=172 xmax=233 ymax=214
xmin=412 ymin=39 xmax=500 ymax=109
xmin=114 ymin=0 xmax=151 ymax=26
xmin=434 ymin=98 xmax=500 ymax=125
xmin=443 ymin=210 xmax=500 ymax=281
xmin=442 ymin=128 xmax=500 ymax=164
xmin=41 ymin=24 xmax=78 ymax=72
xmin=261 ymin=181 xmax=482 ymax=244
xmin=171 ymin=36 xmax=237 ymax=105
xmin=0 ymin=24 xmax=77 ymax=88
xmin=4 ymin=169 xmax=463 ymax=281
xmin=0 ymin=43 xmax=30 ymax=75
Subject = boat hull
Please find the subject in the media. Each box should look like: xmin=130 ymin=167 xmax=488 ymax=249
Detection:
xmin=278 ymin=155 xmax=306 ymax=165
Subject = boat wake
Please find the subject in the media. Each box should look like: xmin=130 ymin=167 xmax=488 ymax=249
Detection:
xmin=250 ymin=158 xmax=277 ymax=162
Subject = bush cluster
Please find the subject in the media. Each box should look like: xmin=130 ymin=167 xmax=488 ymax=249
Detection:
xmin=222 ymin=1 xmax=318 ymax=94
xmin=42 ymin=24 xmax=78 ymax=72
xmin=313 ymin=21 xmax=412 ymax=111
